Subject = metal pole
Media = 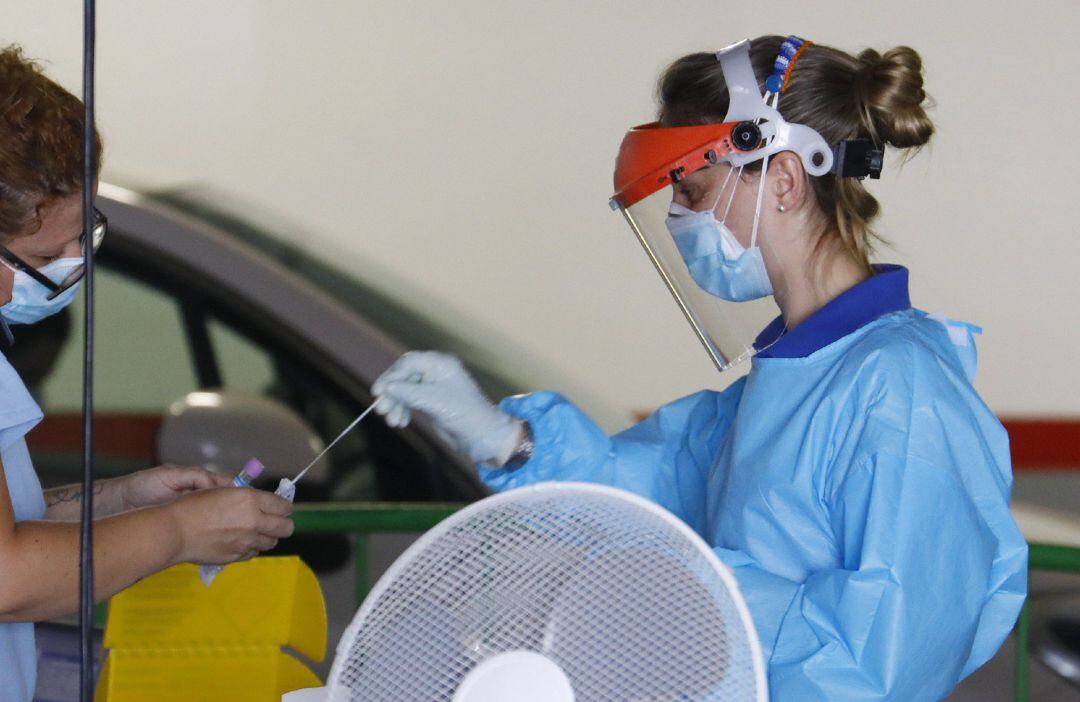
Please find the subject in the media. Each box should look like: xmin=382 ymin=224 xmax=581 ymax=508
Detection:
xmin=354 ymin=535 xmax=370 ymax=606
xmin=1014 ymin=601 xmax=1029 ymax=702
xmin=79 ymin=0 xmax=97 ymax=698
xmin=1009 ymin=541 xmax=1080 ymax=702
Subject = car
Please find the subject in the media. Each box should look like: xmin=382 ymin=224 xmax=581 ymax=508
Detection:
xmin=15 ymin=182 xmax=623 ymax=499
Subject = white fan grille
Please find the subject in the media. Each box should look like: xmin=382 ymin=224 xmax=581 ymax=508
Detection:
xmin=328 ymin=483 xmax=764 ymax=701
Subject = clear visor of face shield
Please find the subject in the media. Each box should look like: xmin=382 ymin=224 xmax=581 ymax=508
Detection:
xmin=610 ymin=39 xmax=834 ymax=372
xmin=619 ymin=174 xmax=784 ymax=371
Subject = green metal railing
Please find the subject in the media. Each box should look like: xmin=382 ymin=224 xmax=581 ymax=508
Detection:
xmin=292 ymin=503 xmax=1080 ymax=702
xmin=293 ymin=502 xmax=464 ymax=602
xmin=1014 ymin=542 xmax=1080 ymax=702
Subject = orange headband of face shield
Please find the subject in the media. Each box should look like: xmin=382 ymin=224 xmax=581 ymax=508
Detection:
xmin=609 ymin=120 xmax=763 ymax=210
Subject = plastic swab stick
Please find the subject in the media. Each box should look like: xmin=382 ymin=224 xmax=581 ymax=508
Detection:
xmin=275 ymin=399 xmax=379 ymax=503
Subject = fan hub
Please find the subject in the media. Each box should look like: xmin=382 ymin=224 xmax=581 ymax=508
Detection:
xmin=452 ymin=651 xmax=574 ymax=702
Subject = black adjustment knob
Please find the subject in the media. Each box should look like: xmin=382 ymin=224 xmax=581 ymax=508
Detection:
xmin=669 ymin=166 xmax=685 ymax=183
xmin=731 ymin=121 xmax=762 ymax=151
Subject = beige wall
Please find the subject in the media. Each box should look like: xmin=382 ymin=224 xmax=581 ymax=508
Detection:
xmin=6 ymin=1 xmax=1079 ymax=422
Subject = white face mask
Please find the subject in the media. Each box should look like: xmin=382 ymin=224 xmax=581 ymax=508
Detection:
xmin=1 ymin=257 xmax=83 ymax=325
xmin=663 ymin=165 xmax=774 ymax=303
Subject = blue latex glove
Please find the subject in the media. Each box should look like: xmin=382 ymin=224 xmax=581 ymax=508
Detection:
xmin=372 ymin=351 xmax=522 ymax=466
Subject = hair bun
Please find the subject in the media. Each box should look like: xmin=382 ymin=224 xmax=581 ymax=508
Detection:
xmin=854 ymin=46 xmax=934 ymax=149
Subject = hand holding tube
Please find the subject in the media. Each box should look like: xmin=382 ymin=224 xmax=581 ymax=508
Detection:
xmin=118 ymin=465 xmax=233 ymax=511
xmin=168 ymin=487 xmax=294 ymax=566
xmin=372 ymin=351 xmax=522 ymax=466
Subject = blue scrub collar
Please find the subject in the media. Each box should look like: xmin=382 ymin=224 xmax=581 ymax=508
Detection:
xmin=754 ymin=264 xmax=911 ymax=359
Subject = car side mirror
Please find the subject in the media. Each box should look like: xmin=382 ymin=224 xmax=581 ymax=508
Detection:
xmin=156 ymin=390 xmax=327 ymax=484
xmin=156 ymin=389 xmax=351 ymax=573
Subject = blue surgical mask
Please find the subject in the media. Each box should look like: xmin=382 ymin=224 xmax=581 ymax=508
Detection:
xmin=665 ymin=202 xmax=773 ymax=302
xmin=1 ymin=257 xmax=83 ymax=325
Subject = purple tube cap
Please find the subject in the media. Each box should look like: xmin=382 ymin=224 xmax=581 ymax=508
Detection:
xmin=243 ymin=458 xmax=266 ymax=479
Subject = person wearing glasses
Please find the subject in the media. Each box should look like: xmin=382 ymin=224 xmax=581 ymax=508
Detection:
xmin=0 ymin=46 xmax=295 ymax=700
xmin=0 ymin=207 xmax=105 ymax=341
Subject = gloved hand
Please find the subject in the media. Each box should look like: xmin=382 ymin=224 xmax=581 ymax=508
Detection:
xmin=372 ymin=351 xmax=523 ymax=466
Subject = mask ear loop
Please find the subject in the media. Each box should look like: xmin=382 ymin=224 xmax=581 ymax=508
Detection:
xmin=749 ymin=92 xmax=782 ymax=248
xmin=718 ymin=165 xmax=743 ymax=224
xmin=746 ymin=136 xmax=788 ymax=352
xmin=749 ymin=154 xmax=771 ymax=249
xmin=699 ymin=164 xmax=736 ymax=217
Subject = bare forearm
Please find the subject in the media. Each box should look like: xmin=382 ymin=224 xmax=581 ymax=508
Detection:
xmin=0 ymin=506 xmax=181 ymax=622
xmin=43 ymin=478 xmax=123 ymax=520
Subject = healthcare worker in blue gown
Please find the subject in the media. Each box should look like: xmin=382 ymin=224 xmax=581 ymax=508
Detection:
xmin=373 ymin=35 xmax=1027 ymax=701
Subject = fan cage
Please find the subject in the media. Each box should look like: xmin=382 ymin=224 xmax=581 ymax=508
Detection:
xmin=327 ymin=482 xmax=768 ymax=702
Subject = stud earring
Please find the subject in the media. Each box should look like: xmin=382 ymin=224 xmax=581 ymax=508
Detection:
xmin=777 ymin=204 xmax=786 ymax=212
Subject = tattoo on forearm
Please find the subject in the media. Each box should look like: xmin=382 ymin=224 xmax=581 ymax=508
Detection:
xmin=45 ymin=481 xmax=106 ymax=508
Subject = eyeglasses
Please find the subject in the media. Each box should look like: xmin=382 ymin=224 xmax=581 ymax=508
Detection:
xmin=0 ymin=207 xmax=107 ymax=300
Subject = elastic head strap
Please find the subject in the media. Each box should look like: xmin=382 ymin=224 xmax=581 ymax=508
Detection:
xmin=765 ymin=36 xmax=813 ymax=95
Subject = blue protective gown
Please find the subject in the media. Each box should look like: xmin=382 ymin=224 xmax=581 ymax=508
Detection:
xmin=481 ymin=266 xmax=1027 ymax=701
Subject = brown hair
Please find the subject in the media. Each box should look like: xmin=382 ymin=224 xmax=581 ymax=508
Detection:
xmin=658 ymin=36 xmax=933 ymax=271
xmin=0 ymin=45 xmax=102 ymax=238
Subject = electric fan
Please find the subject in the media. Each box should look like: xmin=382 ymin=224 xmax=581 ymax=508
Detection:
xmin=294 ymin=482 xmax=768 ymax=701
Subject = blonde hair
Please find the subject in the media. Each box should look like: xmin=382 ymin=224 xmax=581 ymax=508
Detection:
xmin=657 ymin=36 xmax=934 ymax=272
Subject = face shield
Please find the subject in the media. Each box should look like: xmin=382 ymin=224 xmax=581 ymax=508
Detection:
xmin=609 ymin=40 xmax=834 ymax=371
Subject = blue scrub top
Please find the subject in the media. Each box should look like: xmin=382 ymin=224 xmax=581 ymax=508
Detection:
xmin=755 ymin=264 xmax=911 ymax=359
xmin=0 ymin=350 xmax=47 ymax=702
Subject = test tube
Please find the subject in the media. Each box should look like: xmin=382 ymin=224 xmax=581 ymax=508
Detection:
xmin=230 ymin=458 xmax=265 ymax=488
xmin=199 ymin=458 xmax=266 ymax=587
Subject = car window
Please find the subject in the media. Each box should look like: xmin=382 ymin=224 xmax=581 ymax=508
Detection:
xmin=11 ymin=267 xmax=200 ymax=486
xmin=33 ymin=267 xmax=199 ymax=412
xmin=206 ymin=318 xmax=276 ymax=396
xmin=13 ymin=255 xmax=475 ymax=507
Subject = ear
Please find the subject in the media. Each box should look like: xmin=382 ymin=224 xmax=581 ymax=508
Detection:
xmin=768 ymin=151 xmax=809 ymax=212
